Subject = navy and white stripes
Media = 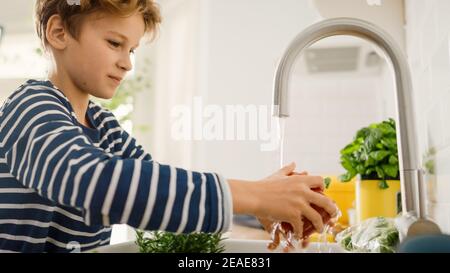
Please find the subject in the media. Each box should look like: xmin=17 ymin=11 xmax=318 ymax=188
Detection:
xmin=0 ymin=79 xmax=232 ymax=253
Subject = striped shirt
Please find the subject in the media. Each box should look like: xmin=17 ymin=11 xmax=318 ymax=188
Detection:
xmin=0 ymin=79 xmax=232 ymax=253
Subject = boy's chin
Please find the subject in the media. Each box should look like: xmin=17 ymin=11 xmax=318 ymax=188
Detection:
xmin=99 ymin=94 xmax=115 ymax=100
xmin=93 ymin=89 xmax=116 ymax=100
xmin=91 ymin=94 xmax=114 ymax=100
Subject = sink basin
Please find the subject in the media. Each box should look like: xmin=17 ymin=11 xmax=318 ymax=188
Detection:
xmin=224 ymin=239 xmax=346 ymax=253
xmin=89 ymin=239 xmax=347 ymax=253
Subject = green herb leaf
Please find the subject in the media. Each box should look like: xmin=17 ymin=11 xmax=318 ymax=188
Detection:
xmin=382 ymin=164 xmax=398 ymax=179
xmin=375 ymin=166 xmax=385 ymax=179
xmin=339 ymin=172 xmax=354 ymax=182
xmin=356 ymin=165 xmax=365 ymax=174
xmin=388 ymin=155 xmax=398 ymax=165
xmin=324 ymin=177 xmax=332 ymax=189
xmin=135 ymin=230 xmax=225 ymax=253
xmin=370 ymin=150 xmax=391 ymax=161
xmin=378 ymin=180 xmax=389 ymax=190
xmin=341 ymin=143 xmax=359 ymax=155
xmin=365 ymin=167 xmax=375 ymax=175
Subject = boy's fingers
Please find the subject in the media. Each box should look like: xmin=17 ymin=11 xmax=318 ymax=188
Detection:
xmin=290 ymin=217 xmax=304 ymax=241
xmin=307 ymin=191 xmax=339 ymax=218
xmin=279 ymin=162 xmax=296 ymax=175
xmin=301 ymin=205 xmax=324 ymax=233
xmin=301 ymin=239 xmax=310 ymax=249
xmin=258 ymin=217 xmax=273 ymax=232
xmin=290 ymin=171 xmax=308 ymax=176
xmin=303 ymin=176 xmax=325 ymax=191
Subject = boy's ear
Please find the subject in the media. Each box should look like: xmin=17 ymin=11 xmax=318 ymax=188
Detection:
xmin=46 ymin=14 xmax=69 ymax=50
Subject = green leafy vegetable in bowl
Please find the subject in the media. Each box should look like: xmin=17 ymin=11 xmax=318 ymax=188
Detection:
xmin=135 ymin=230 xmax=225 ymax=253
xmin=335 ymin=216 xmax=399 ymax=253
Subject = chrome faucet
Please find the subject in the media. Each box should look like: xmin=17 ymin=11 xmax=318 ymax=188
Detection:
xmin=272 ymin=17 xmax=439 ymax=237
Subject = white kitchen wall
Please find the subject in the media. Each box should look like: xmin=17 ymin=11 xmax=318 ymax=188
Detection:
xmin=0 ymin=1 xmax=42 ymax=103
xmin=313 ymin=0 xmax=406 ymax=50
xmin=0 ymin=33 xmax=47 ymax=80
xmin=132 ymin=0 xmax=204 ymax=170
xmin=404 ymin=0 xmax=450 ymax=233
xmin=285 ymin=70 xmax=395 ymax=175
xmin=135 ymin=0 xmax=324 ymax=181
xmin=283 ymin=36 xmax=396 ymax=175
xmin=197 ymin=0 xmax=324 ymax=180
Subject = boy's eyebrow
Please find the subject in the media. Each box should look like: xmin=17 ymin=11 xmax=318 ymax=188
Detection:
xmin=106 ymin=30 xmax=140 ymax=48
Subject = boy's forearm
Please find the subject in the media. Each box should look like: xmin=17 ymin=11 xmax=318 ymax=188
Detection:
xmin=227 ymin=179 xmax=260 ymax=216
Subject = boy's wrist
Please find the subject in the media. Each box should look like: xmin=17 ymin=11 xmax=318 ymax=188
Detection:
xmin=228 ymin=179 xmax=260 ymax=216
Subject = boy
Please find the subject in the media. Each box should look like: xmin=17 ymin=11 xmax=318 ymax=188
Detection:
xmin=0 ymin=0 xmax=337 ymax=252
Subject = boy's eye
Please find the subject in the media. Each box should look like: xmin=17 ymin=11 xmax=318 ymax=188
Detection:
xmin=108 ymin=39 xmax=136 ymax=55
xmin=107 ymin=40 xmax=121 ymax=48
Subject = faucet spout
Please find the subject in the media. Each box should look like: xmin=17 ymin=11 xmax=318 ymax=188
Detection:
xmin=272 ymin=17 xmax=423 ymax=219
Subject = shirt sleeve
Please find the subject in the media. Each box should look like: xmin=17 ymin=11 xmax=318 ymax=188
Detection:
xmin=118 ymin=129 xmax=152 ymax=161
xmin=2 ymin=92 xmax=232 ymax=233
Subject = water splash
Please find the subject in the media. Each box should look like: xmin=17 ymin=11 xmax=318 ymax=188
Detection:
xmin=277 ymin=117 xmax=287 ymax=168
xmin=318 ymin=205 xmax=342 ymax=253
xmin=275 ymin=116 xmax=345 ymax=253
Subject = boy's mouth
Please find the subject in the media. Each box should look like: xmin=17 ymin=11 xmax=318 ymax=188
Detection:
xmin=108 ymin=75 xmax=123 ymax=85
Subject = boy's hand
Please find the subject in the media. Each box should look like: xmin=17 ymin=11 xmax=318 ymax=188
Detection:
xmin=257 ymin=166 xmax=310 ymax=249
xmin=257 ymin=165 xmax=308 ymax=233
xmin=252 ymin=162 xmax=337 ymax=241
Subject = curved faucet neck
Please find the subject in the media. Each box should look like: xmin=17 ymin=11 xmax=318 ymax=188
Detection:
xmin=272 ymin=17 xmax=423 ymax=218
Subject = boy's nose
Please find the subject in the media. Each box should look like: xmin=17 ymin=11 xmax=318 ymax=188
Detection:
xmin=117 ymin=56 xmax=133 ymax=72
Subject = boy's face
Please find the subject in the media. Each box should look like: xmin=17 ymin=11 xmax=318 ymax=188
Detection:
xmin=61 ymin=12 xmax=145 ymax=99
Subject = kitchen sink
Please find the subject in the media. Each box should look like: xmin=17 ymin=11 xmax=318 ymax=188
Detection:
xmin=89 ymin=239 xmax=347 ymax=253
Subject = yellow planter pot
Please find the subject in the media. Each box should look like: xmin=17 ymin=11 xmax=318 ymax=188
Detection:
xmin=355 ymin=178 xmax=401 ymax=223
xmin=323 ymin=176 xmax=355 ymax=226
